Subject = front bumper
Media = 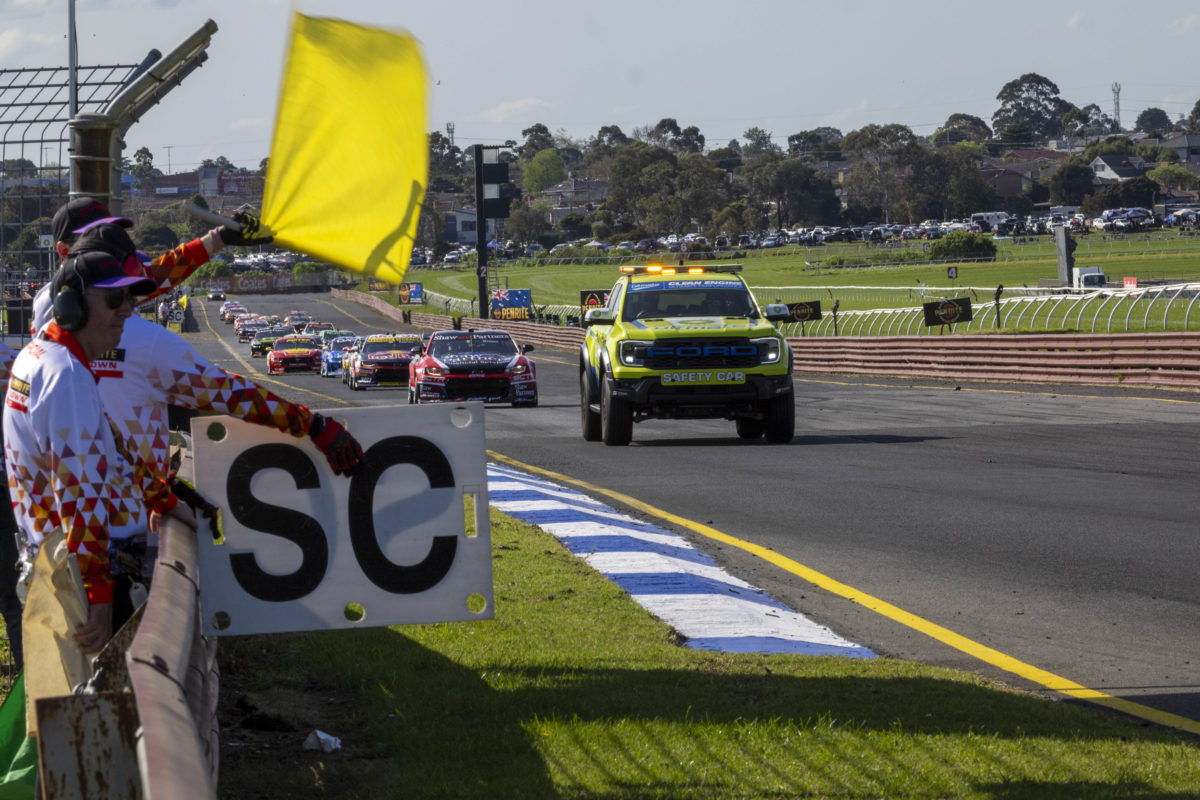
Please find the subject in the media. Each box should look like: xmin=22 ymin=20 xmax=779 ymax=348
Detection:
xmin=414 ymin=376 xmax=536 ymax=403
xmin=269 ymin=357 xmax=320 ymax=373
xmin=353 ymin=365 xmax=410 ymax=387
xmin=608 ymin=372 xmax=792 ymax=417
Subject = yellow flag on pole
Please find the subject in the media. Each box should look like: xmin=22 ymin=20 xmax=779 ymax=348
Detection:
xmin=262 ymin=13 xmax=429 ymax=285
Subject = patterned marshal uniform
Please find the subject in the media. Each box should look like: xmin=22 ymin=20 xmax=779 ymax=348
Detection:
xmin=3 ymin=325 xmax=176 ymax=604
xmin=96 ymin=314 xmax=313 ymax=490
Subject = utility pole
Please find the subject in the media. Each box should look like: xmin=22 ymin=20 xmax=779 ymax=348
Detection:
xmin=164 ymin=145 xmax=173 ymax=175
xmin=1112 ymin=83 xmax=1121 ymax=131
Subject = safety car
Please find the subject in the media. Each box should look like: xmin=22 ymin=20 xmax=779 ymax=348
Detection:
xmin=346 ymin=333 xmax=424 ymax=390
xmin=408 ymin=329 xmax=537 ymax=406
xmin=580 ymin=264 xmax=794 ymax=445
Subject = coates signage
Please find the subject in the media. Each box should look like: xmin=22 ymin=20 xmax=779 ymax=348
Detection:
xmin=922 ymin=298 xmax=974 ymax=326
xmin=490 ymin=288 xmax=532 ymax=320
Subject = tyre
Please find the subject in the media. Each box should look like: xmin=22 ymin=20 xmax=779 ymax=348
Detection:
xmin=600 ymin=377 xmax=632 ymax=446
xmin=763 ymin=392 xmax=795 ymax=444
xmin=408 ymin=386 xmax=417 ymax=404
xmin=735 ymin=418 xmax=764 ymax=439
xmin=581 ymin=370 xmax=601 ymax=441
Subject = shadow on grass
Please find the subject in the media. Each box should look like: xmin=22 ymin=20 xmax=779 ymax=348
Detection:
xmin=218 ymin=627 xmax=1195 ymax=800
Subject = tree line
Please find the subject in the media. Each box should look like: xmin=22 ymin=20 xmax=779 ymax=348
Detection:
xmin=420 ymin=73 xmax=1200 ymax=247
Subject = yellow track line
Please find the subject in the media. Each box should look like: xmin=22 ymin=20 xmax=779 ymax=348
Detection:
xmin=487 ymin=449 xmax=1200 ymax=737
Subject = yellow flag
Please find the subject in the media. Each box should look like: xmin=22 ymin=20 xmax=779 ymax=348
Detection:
xmin=262 ymin=13 xmax=429 ymax=285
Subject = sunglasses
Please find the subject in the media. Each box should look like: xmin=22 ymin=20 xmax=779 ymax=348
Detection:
xmin=87 ymin=287 xmax=138 ymax=310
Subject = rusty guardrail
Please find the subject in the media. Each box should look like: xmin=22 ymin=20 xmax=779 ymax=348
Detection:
xmin=33 ymin=459 xmax=216 ymax=799
xmin=332 ymin=290 xmax=1200 ymax=390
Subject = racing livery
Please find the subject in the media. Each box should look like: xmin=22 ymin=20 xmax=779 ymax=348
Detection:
xmin=346 ymin=333 xmax=424 ymax=390
xmin=320 ymin=335 xmax=357 ymax=377
xmin=409 ymin=329 xmax=537 ymax=406
xmin=267 ymin=334 xmax=322 ymax=374
xmin=580 ymin=265 xmax=794 ymax=445
xmin=250 ymin=327 xmax=291 ymax=357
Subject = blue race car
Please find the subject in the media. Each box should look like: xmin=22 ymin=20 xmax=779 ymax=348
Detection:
xmin=320 ymin=335 xmax=357 ymax=377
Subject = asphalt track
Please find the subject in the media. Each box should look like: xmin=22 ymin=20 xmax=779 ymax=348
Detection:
xmin=193 ymin=293 xmax=1200 ymax=735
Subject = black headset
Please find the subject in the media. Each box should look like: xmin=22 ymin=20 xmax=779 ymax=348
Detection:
xmin=51 ymin=254 xmax=90 ymax=331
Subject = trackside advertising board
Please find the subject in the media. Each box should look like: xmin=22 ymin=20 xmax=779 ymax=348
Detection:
xmin=192 ymin=404 xmax=492 ymax=636
xmin=490 ymin=288 xmax=532 ymax=320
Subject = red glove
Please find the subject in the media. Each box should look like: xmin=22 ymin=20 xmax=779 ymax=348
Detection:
xmin=309 ymin=412 xmax=363 ymax=476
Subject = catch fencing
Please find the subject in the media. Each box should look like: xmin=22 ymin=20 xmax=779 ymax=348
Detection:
xmin=773 ymin=283 xmax=1200 ymax=338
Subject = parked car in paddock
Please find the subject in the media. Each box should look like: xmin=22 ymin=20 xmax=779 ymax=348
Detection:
xmin=408 ymin=329 xmax=537 ymax=406
xmin=345 ymin=333 xmax=425 ymax=390
xmin=250 ymin=326 xmax=292 ymax=358
xmin=267 ymin=335 xmax=322 ymax=374
xmin=320 ymin=335 xmax=357 ymax=377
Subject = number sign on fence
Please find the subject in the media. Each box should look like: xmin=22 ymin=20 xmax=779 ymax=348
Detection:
xmin=192 ymin=404 xmax=493 ymax=636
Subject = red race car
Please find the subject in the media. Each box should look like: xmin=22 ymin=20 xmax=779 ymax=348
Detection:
xmin=267 ymin=334 xmax=322 ymax=374
xmin=408 ymin=329 xmax=537 ymax=406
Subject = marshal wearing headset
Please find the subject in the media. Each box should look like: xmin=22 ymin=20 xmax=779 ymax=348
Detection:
xmin=3 ymin=250 xmax=187 ymax=659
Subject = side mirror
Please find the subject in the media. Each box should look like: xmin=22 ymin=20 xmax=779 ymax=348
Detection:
xmin=584 ymin=308 xmax=615 ymax=327
xmin=521 ymin=343 xmax=535 ymax=353
xmin=762 ymin=303 xmax=791 ymax=323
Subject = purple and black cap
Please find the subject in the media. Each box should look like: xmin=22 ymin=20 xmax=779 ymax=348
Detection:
xmin=51 ymin=196 xmax=133 ymax=244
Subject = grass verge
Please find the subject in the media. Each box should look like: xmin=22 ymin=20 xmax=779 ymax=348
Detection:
xmin=217 ymin=505 xmax=1199 ymax=799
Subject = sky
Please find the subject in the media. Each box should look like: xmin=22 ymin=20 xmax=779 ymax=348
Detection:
xmin=3 ymin=0 xmax=1200 ymax=175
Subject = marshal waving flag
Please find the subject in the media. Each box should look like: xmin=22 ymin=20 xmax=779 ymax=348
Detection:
xmin=261 ymin=13 xmax=429 ymax=285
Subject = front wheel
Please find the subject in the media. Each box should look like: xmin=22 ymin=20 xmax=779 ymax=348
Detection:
xmin=763 ymin=392 xmax=795 ymax=444
xmin=581 ymin=370 xmax=601 ymax=441
xmin=735 ymin=418 xmax=764 ymax=439
xmin=600 ymin=377 xmax=632 ymax=446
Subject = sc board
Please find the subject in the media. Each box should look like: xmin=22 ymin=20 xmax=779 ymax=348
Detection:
xmin=192 ymin=404 xmax=492 ymax=636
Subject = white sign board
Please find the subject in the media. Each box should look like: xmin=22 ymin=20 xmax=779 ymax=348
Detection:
xmin=192 ymin=404 xmax=492 ymax=636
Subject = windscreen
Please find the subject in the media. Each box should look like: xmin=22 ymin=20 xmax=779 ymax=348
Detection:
xmin=622 ymin=280 xmax=758 ymax=321
xmin=428 ymin=333 xmax=518 ymax=357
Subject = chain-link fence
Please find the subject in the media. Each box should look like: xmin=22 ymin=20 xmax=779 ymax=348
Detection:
xmin=1 ymin=59 xmax=146 ymax=335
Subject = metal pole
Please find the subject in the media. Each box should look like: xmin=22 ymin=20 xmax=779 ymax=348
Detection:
xmin=68 ymin=0 xmax=78 ymax=193
xmin=473 ymin=144 xmax=489 ymax=320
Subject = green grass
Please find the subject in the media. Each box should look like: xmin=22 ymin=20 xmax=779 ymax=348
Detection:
xmin=216 ymin=505 xmax=1200 ymax=799
xmin=407 ymin=233 xmax=1200 ymax=313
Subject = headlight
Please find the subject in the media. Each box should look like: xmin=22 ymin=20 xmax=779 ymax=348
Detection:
xmin=425 ymin=366 xmax=447 ymax=377
xmin=510 ymin=362 xmax=528 ymax=375
xmin=618 ymin=340 xmax=652 ymax=367
xmin=753 ymin=337 xmax=782 ymax=364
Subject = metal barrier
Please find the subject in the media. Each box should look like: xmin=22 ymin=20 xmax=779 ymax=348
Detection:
xmin=333 ymin=290 xmax=1200 ymax=390
xmin=33 ymin=460 xmax=216 ymax=799
xmin=788 ymin=333 xmax=1200 ymax=390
